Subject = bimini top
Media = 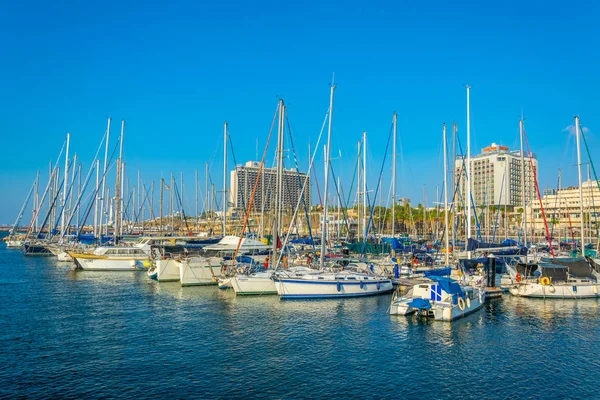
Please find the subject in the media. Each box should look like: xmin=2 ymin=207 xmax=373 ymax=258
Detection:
xmin=428 ymin=276 xmax=464 ymax=296
xmin=541 ymin=257 xmax=596 ymax=280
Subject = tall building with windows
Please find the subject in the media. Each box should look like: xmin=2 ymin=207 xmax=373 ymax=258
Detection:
xmin=454 ymin=143 xmax=538 ymax=208
xmin=229 ymin=161 xmax=310 ymax=212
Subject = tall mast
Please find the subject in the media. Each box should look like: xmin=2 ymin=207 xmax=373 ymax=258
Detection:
xmin=69 ymin=153 xmax=77 ymax=221
xmin=452 ymin=122 xmax=457 ymax=250
xmin=443 ymin=123 xmax=450 ymax=265
xmin=223 ymin=122 xmax=228 ymax=236
xmin=362 ymin=131 xmax=367 ymax=240
xmin=121 ymin=162 xmax=126 ymax=236
xmin=392 ymin=112 xmax=397 ymax=237
xmin=94 ymin=159 xmax=100 ymax=238
xmin=114 ymin=120 xmax=124 ymax=244
xmin=34 ymin=172 xmax=39 ymax=232
xmin=171 ymin=173 xmax=175 ymax=233
xmin=466 ymin=85 xmax=472 ymax=259
xmin=520 ymin=119 xmax=527 ymax=247
xmin=195 ymin=169 xmax=199 ymax=230
xmin=423 ymin=185 xmax=426 ymax=237
xmin=575 ymin=116 xmax=585 ymax=254
xmin=357 ymin=140 xmax=361 ymax=241
xmin=61 ymin=133 xmax=70 ymax=236
xmin=159 ymin=178 xmax=164 ymax=234
xmin=320 ymin=79 xmax=336 ymax=269
xmin=100 ymin=118 xmax=111 ymax=240
xmin=205 ymin=162 xmax=209 ymax=221
xmin=273 ymin=100 xmax=284 ymax=266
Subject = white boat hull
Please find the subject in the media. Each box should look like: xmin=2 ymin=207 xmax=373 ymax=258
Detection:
xmin=232 ymin=273 xmax=277 ymax=295
xmin=57 ymin=251 xmax=73 ymax=262
xmin=276 ymin=278 xmax=393 ymax=299
xmin=5 ymin=240 xmax=23 ymax=248
xmin=75 ymin=257 xmax=149 ymax=271
xmin=155 ymin=259 xmax=180 ymax=282
xmin=432 ymin=295 xmax=486 ymax=321
xmin=178 ymin=257 xmax=223 ymax=286
xmin=509 ymin=283 xmax=600 ymax=298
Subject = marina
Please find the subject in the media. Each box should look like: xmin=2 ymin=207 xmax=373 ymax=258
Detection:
xmin=2 ymin=0 xmax=600 ymax=397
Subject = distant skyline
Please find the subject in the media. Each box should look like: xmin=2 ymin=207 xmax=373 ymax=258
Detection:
xmin=1 ymin=0 xmax=599 ymax=224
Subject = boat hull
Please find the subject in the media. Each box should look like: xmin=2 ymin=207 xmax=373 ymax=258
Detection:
xmin=73 ymin=256 xmax=149 ymax=271
xmin=276 ymin=279 xmax=393 ymax=299
xmin=154 ymin=259 xmax=180 ymax=282
xmin=5 ymin=240 xmax=23 ymax=248
xmin=24 ymin=244 xmax=53 ymax=256
xmin=178 ymin=257 xmax=223 ymax=286
xmin=232 ymin=274 xmax=277 ymax=295
xmin=432 ymin=295 xmax=486 ymax=321
xmin=509 ymin=283 xmax=600 ymax=298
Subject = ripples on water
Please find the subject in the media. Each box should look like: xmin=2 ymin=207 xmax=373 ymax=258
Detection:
xmin=1 ymin=245 xmax=599 ymax=399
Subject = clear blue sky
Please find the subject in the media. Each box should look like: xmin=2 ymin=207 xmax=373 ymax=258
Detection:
xmin=1 ymin=0 xmax=599 ymax=224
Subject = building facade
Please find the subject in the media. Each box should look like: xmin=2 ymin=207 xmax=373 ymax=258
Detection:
xmin=229 ymin=161 xmax=311 ymax=212
xmin=454 ymin=143 xmax=538 ymax=208
xmin=529 ymin=180 xmax=600 ymax=235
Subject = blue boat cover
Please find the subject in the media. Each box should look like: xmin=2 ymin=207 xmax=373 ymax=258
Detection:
xmin=428 ymin=276 xmax=464 ymax=296
xmin=290 ymin=238 xmax=314 ymax=245
xmin=408 ymin=298 xmax=431 ymax=310
xmin=424 ymin=267 xmax=451 ymax=277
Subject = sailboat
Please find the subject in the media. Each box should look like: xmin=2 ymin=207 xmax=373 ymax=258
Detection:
xmin=509 ymin=116 xmax=600 ymax=298
xmin=390 ymin=122 xmax=486 ymax=320
xmin=230 ymin=100 xmax=287 ymax=295
xmin=275 ymin=80 xmax=393 ymax=299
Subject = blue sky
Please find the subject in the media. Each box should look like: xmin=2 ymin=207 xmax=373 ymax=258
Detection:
xmin=1 ymin=0 xmax=599 ymax=224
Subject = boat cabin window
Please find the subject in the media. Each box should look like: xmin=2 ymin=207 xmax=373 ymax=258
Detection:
xmin=418 ymin=285 xmax=429 ymax=289
xmin=347 ymin=277 xmax=356 ymax=280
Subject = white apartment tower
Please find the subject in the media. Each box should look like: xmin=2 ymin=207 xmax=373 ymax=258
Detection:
xmin=454 ymin=143 xmax=538 ymax=208
xmin=229 ymin=161 xmax=311 ymax=212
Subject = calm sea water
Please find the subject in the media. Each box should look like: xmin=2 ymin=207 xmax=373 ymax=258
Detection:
xmin=1 ymin=241 xmax=599 ymax=399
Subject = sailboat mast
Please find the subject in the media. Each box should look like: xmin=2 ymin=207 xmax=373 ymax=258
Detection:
xmin=195 ymin=169 xmax=199 ymax=230
xmin=34 ymin=172 xmax=39 ymax=232
xmin=575 ymin=116 xmax=585 ymax=254
xmin=362 ymin=131 xmax=367 ymax=240
xmin=443 ymin=123 xmax=450 ymax=265
xmin=273 ymin=99 xmax=284 ymax=265
xmin=61 ymin=133 xmax=70 ymax=237
xmin=466 ymin=86 xmax=472 ymax=259
xmin=114 ymin=120 xmax=124 ymax=244
xmin=205 ymin=163 xmax=209 ymax=222
xmin=520 ymin=119 xmax=527 ymax=247
xmin=452 ymin=122 xmax=457 ymax=249
xmin=159 ymin=178 xmax=164 ymax=234
xmin=357 ymin=140 xmax=361 ymax=242
xmin=321 ymin=80 xmax=336 ymax=269
xmin=223 ymin=122 xmax=228 ymax=236
xmin=392 ymin=112 xmax=397 ymax=238
xmin=100 ymin=118 xmax=111 ymax=240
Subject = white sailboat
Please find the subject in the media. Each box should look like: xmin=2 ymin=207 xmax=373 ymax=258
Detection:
xmin=231 ymin=99 xmax=286 ymax=296
xmin=509 ymin=117 xmax=600 ymax=299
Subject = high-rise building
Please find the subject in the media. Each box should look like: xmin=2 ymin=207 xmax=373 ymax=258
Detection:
xmin=229 ymin=161 xmax=311 ymax=212
xmin=454 ymin=143 xmax=538 ymax=208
